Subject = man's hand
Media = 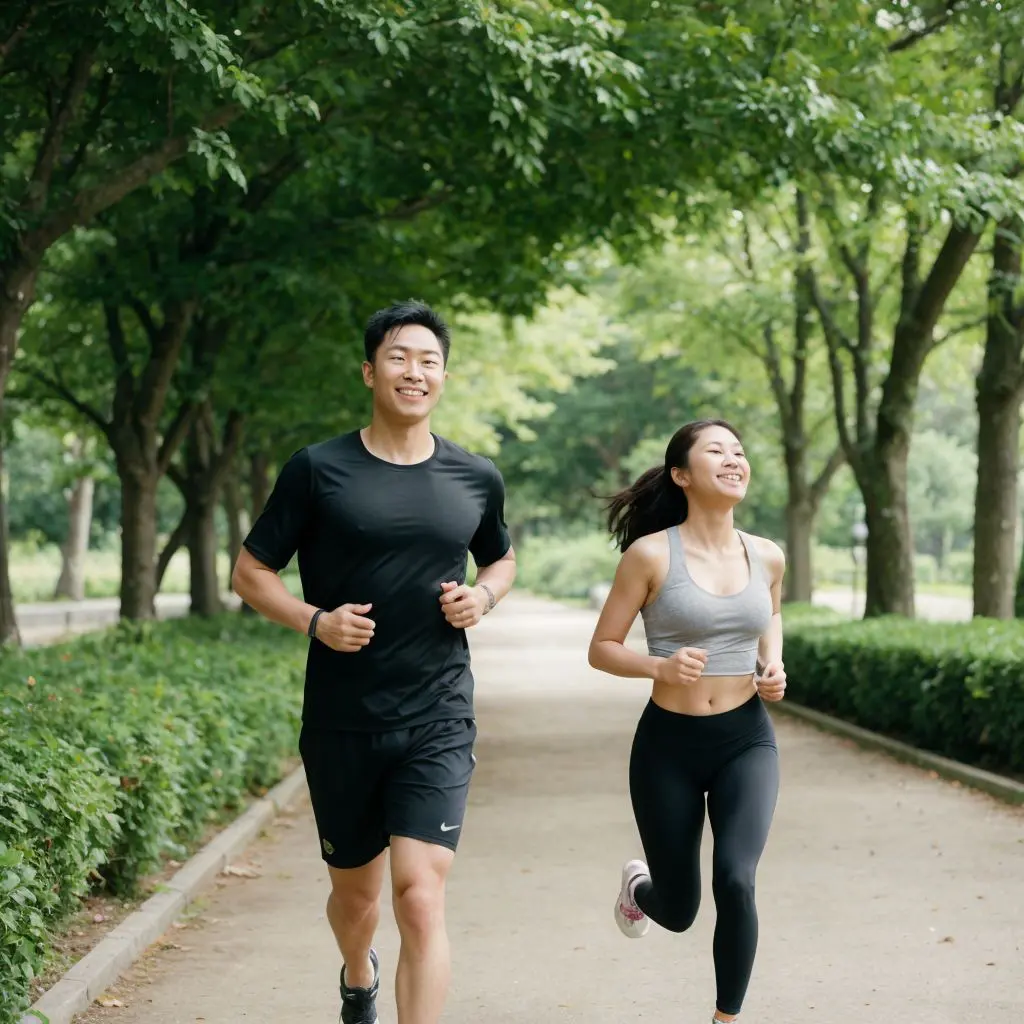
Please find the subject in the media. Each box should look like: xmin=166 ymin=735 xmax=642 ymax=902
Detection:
xmin=654 ymin=647 xmax=708 ymax=686
xmin=315 ymin=603 xmax=375 ymax=652
xmin=439 ymin=581 xmax=488 ymax=630
xmin=757 ymin=661 xmax=787 ymax=702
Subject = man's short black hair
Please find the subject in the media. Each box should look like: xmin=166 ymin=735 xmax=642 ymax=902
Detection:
xmin=364 ymin=300 xmax=451 ymax=364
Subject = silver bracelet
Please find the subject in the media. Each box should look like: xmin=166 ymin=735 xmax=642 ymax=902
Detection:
xmin=477 ymin=582 xmax=496 ymax=614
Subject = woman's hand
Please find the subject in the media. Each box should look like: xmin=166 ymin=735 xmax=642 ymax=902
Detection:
xmin=655 ymin=647 xmax=708 ymax=686
xmin=757 ymin=661 xmax=787 ymax=702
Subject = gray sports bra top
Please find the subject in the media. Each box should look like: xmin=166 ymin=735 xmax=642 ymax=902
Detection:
xmin=640 ymin=527 xmax=774 ymax=676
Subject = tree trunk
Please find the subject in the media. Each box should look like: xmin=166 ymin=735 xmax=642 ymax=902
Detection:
xmin=184 ymin=414 xmax=223 ymax=616
xmin=861 ymin=442 xmax=915 ymax=618
xmin=54 ymin=470 xmax=95 ymax=601
xmin=1015 ymin=533 xmax=1024 ymax=618
xmin=241 ymin=451 xmax=271 ymax=616
xmin=250 ymin=451 xmax=270 ymax=518
xmin=156 ymin=510 xmax=190 ymax=591
xmin=0 ymin=424 xmax=19 ymax=646
xmin=119 ymin=463 xmax=160 ymax=620
xmin=973 ymin=221 xmax=1023 ymax=619
xmin=974 ymin=390 xmax=1021 ymax=617
xmin=784 ymin=497 xmax=814 ymax=604
xmin=223 ymin=458 xmax=245 ymax=574
xmin=189 ymin=495 xmax=222 ymax=616
xmin=0 ymin=265 xmax=41 ymax=645
xmin=781 ymin=437 xmax=814 ymax=604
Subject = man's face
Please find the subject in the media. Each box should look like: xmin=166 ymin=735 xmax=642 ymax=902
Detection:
xmin=362 ymin=324 xmax=447 ymax=422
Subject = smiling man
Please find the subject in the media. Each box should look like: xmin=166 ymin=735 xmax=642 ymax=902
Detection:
xmin=232 ymin=300 xmax=517 ymax=1024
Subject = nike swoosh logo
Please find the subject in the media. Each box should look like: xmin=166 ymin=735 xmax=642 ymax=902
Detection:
xmin=440 ymin=822 xmax=461 ymax=832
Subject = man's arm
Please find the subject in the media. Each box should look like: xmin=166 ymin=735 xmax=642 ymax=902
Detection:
xmin=232 ymin=547 xmax=319 ymax=636
xmin=474 ymin=547 xmax=517 ymax=611
xmin=233 ymin=548 xmax=377 ymax=652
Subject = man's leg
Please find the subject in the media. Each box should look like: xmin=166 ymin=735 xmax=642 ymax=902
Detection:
xmin=390 ymin=837 xmax=455 ymax=1024
xmin=384 ymin=718 xmax=476 ymax=1024
xmin=327 ymin=853 xmax=388 ymax=988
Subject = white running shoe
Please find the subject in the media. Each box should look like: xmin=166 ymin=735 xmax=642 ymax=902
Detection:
xmin=614 ymin=858 xmax=651 ymax=938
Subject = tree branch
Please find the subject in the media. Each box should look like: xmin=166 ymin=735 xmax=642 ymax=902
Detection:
xmin=807 ymin=269 xmax=856 ymax=462
xmin=809 ymin=446 xmax=846 ymax=511
xmin=21 ymin=104 xmax=242 ymax=261
xmin=0 ymin=1 xmax=37 ymax=67
xmin=103 ymin=302 xmax=135 ymax=425
xmin=136 ymin=298 xmax=196 ymax=435
xmin=155 ymin=508 xmax=190 ymax=588
xmin=166 ymin=463 xmax=187 ymax=493
xmin=158 ymin=400 xmax=198 ymax=475
xmin=62 ymin=68 xmax=113 ymax=184
xmin=27 ymin=47 xmax=95 ymax=212
xmin=22 ymin=367 xmax=109 ymax=434
xmin=761 ymin=321 xmax=793 ymax=433
xmin=888 ymin=1 xmax=964 ymax=54
xmin=126 ymin=294 xmax=159 ymax=345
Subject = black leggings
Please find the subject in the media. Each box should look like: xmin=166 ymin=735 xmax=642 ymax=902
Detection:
xmin=629 ymin=694 xmax=779 ymax=1016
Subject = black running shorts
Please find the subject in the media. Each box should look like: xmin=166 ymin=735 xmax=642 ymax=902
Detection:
xmin=299 ymin=718 xmax=477 ymax=870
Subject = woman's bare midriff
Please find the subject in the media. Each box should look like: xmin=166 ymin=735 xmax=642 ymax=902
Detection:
xmin=651 ymin=672 xmax=758 ymax=717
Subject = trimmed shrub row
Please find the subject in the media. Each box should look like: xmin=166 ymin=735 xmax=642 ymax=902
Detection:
xmin=784 ymin=610 xmax=1024 ymax=779
xmin=0 ymin=616 xmax=305 ymax=1021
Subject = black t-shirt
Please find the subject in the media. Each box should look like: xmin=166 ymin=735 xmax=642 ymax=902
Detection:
xmin=243 ymin=431 xmax=511 ymax=732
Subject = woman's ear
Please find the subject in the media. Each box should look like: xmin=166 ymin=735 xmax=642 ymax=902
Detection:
xmin=669 ymin=465 xmax=689 ymax=490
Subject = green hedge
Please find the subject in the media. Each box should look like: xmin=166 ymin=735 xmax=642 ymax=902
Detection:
xmin=784 ymin=614 xmax=1024 ymax=779
xmin=0 ymin=616 xmax=304 ymax=1021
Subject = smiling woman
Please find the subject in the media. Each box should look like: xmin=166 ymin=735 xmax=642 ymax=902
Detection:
xmin=587 ymin=418 xmax=786 ymax=1024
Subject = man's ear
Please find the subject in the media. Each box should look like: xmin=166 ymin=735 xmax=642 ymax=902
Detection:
xmin=361 ymin=360 xmax=374 ymax=388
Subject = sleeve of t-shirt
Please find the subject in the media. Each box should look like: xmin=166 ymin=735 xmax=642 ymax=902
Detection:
xmin=469 ymin=459 xmax=512 ymax=568
xmin=242 ymin=448 xmax=314 ymax=571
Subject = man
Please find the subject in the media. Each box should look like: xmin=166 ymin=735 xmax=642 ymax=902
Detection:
xmin=232 ymin=300 xmax=516 ymax=1024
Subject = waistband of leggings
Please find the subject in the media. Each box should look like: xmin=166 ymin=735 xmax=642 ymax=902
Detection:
xmin=638 ymin=692 xmax=769 ymax=743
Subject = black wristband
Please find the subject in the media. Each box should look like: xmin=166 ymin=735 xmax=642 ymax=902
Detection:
xmin=307 ymin=608 xmax=326 ymax=639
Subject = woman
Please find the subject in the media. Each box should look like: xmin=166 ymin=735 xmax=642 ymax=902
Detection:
xmin=588 ymin=419 xmax=787 ymax=1024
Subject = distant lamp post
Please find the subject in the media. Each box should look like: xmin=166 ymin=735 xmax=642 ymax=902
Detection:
xmin=851 ymin=517 xmax=868 ymax=616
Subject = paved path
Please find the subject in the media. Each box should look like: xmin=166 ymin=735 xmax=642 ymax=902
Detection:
xmin=71 ymin=593 xmax=1021 ymax=1024
xmin=15 ymin=593 xmax=240 ymax=646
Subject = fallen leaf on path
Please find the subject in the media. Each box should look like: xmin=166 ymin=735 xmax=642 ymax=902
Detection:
xmin=97 ymin=997 xmax=124 ymax=1007
xmin=939 ymin=936 xmax=955 ymax=943
xmin=222 ymin=864 xmax=261 ymax=878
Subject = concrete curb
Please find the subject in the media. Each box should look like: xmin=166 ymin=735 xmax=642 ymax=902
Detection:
xmin=19 ymin=764 xmax=307 ymax=1024
xmin=771 ymin=701 xmax=1024 ymax=806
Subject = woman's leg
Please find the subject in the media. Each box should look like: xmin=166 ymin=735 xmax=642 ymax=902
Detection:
xmin=626 ymin=713 xmax=707 ymax=933
xmin=705 ymin=743 xmax=779 ymax=1016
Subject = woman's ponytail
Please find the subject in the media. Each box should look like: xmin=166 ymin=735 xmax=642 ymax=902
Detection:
xmin=606 ymin=464 xmax=688 ymax=552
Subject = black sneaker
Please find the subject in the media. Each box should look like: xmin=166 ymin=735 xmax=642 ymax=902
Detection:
xmin=339 ymin=947 xmax=379 ymax=1024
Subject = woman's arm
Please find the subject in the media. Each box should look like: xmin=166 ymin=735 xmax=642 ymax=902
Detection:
xmin=755 ymin=538 xmax=787 ymax=701
xmin=588 ymin=540 xmax=665 ymax=680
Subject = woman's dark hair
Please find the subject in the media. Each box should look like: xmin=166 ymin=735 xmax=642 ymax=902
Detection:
xmin=606 ymin=419 xmax=742 ymax=552
xmin=364 ymin=300 xmax=451 ymax=364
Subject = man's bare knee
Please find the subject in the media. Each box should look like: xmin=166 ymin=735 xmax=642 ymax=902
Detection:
xmin=389 ymin=837 xmax=452 ymax=947
xmin=393 ymin=879 xmax=444 ymax=944
xmin=327 ymin=858 xmax=385 ymax=924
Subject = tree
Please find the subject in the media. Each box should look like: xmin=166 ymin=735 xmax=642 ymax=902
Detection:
xmin=0 ymin=0 xmax=659 ymax=638
xmin=973 ymin=217 xmax=1024 ymax=617
xmin=614 ymin=194 xmax=845 ymax=602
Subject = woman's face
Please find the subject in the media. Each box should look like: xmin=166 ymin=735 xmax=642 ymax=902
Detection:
xmin=671 ymin=425 xmax=749 ymax=505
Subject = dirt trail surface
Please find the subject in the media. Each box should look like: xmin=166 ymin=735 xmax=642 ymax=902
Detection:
xmin=73 ymin=594 xmax=1022 ymax=1024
